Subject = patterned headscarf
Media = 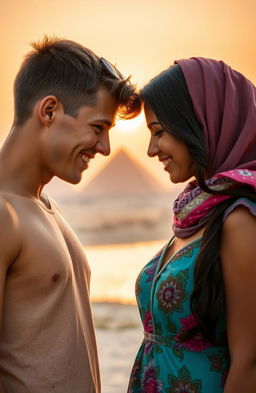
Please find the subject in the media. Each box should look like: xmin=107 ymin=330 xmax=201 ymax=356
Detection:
xmin=172 ymin=58 xmax=256 ymax=238
xmin=175 ymin=57 xmax=256 ymax=177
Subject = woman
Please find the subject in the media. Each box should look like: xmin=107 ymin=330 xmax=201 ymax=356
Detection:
xmin=128 ymin=58 xmax=256 ymax=393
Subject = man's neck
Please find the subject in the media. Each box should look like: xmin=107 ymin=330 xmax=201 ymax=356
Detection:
xmin=0 ymin=125 xmax=52 ymax=198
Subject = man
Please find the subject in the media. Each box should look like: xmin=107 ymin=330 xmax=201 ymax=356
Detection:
xmin=0 ymin=36 xmax=140 ymax=393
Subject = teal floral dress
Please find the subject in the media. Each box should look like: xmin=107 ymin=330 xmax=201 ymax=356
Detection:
xmin=128 ymin=238 xmax=230 ymax=393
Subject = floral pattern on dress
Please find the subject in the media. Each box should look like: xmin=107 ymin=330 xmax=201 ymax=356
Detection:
xmin=207 ymin=352 xmax=229 ymax=387
xmin=128 ymin=238 xmax=230 ymax=393
xmin=172 ymin=240 xmax=202 ymax=263
xmin=136 ymin=253 xmax=162 ymax=297
xmin=141 ymin=361 xmax=163 ymax=393
xmin=129 ymin=357 xmax=143 ymax=391
xmin=144 ymin=256 xmax=160 ymax=282
xmin=144 ymin=339 xmax=154 ymax=356
xmin=174 ymin=314 xmax=212 ymax=352
xmin=157 ymin=270 xmax=189 ymax=315
xmin=207 ymin=354 xmax=224 ymax=372
xmin=143 ymin=311 xmax=153 ymax=333
xmin=167 ymin=366 xmax=201 ymax=393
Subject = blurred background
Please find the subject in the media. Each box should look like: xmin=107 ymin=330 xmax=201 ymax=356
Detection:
xmin=1 ymin=1 xmax=256 ymax=391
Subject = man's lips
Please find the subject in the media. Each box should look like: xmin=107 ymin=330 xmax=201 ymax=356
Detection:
xmin=81 ymin=153 xmax=90 ymax=165
xmin=80 ymin=151 xmax=95 ymax=167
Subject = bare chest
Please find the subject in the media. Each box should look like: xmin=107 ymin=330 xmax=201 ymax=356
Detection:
xmin=5 ymin=196 xmax=89 ymax=295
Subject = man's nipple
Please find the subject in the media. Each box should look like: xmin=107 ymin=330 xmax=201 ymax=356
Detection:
xmin=52 ymin=273 xmax=60 ymax=282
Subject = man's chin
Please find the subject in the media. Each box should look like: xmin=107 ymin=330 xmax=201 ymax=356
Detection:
xmin=58 ymin=174 xmax=83 ymax=185
xmin=68 ymin=177 xmax=82 ymax=185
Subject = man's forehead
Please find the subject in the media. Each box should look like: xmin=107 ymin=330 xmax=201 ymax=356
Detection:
xmin=77 ymin=103 xmax=117 ymax=127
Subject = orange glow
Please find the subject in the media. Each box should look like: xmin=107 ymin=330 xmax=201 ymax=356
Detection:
xmin=1 ymin=0 xmax=255 ymax=307
xmin=1 ymin=1 xmax=255 ymax=187
xmin=85 ymin=240 xmax=165 ymax=303
xmin=116 ymin=113 xmax=145 ymax=134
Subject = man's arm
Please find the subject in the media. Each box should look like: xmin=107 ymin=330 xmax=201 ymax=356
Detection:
xmin=221 ymin=206 xmax=256 ymax=392
xmin=0 ymin=197 xmax=22 ymax=392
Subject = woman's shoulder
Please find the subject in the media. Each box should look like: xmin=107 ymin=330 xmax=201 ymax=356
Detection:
xmin=222 ymin=197 xmax=256 ymax=225
xmin=221 ymin=199 xmax=256 ymax=257
xmin=224 ymin=204 xmax=256 ymax=229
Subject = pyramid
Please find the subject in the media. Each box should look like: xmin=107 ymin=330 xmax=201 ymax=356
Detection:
xmin=79 ymin=149 xmax=167 ymax=199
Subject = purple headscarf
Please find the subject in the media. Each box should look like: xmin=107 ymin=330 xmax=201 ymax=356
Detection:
xmin=175 ymin=57 xmax=256 ymax=177
xmin=172 ymin=58 xmax=256 ymax=238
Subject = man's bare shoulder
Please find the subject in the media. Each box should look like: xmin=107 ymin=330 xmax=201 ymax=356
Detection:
xmin=0 ymin=194 xmax=17 ymax=218
xmin=0 ymin=194 xmax=22 ymax=264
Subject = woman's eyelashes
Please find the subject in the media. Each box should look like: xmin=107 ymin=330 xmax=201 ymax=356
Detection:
xmin=153 ymin=129 xmax=164 ymax=137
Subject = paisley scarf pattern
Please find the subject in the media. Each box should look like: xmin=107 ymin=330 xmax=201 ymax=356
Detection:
xmin=173 ymin=169 xmax=256 ymax=238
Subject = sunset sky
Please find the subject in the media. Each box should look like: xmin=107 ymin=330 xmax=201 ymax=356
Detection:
xmin=1 ymin=0 xmax=255 ymax=189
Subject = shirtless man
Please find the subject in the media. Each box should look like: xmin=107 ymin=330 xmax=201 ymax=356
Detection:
xmin=0 ymin=37 xmax=140 ymax=393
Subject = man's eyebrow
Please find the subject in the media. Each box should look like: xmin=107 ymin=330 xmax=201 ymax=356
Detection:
xmin=93 ymin=119 xmax=115 ymax=127
xmin=147 ymin=121 xmax=161 ymax=129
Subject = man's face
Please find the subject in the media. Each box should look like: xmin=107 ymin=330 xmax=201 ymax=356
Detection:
xmin=41 ymin=88 xmax=118 ymax=184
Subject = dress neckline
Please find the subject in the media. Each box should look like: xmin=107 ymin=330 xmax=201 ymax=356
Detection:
xmin=155 ymin=236 xmax=203 ymax=278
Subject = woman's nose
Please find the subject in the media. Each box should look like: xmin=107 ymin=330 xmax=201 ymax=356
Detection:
xmin=147 ymin=137 xmax=159 ymax=157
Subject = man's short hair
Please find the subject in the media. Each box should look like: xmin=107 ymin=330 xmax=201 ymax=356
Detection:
xmin=14 ymin=36 xmax=141 ymax=125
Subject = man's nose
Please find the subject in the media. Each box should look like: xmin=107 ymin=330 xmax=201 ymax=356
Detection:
xmin=97 ymin=134 xmax=111 ymax=156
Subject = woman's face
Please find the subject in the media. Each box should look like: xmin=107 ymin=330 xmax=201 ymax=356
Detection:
xmin=145 ymin=104 xmax=195 ymax=184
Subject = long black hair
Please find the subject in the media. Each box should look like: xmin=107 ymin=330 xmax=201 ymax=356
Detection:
xmin=141 ymin=65 xmax=256 ymax=344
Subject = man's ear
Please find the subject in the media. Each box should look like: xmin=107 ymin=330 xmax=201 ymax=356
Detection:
xmin=38 ymin=96 xmax=60 ymax=125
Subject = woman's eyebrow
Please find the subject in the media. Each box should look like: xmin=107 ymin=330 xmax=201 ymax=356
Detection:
xmin=147 ymin=121 xmax=161 ymax=129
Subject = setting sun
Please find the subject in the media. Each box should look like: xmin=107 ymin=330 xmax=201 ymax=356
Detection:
xmin=116 ymin=112 xmax=145 ymax=133
xmin=1 ymin=1 xmax=255 ymax=393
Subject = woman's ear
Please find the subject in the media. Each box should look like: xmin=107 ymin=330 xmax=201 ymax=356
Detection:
xmin=38 ymin=96 xmax=59 ymax=125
